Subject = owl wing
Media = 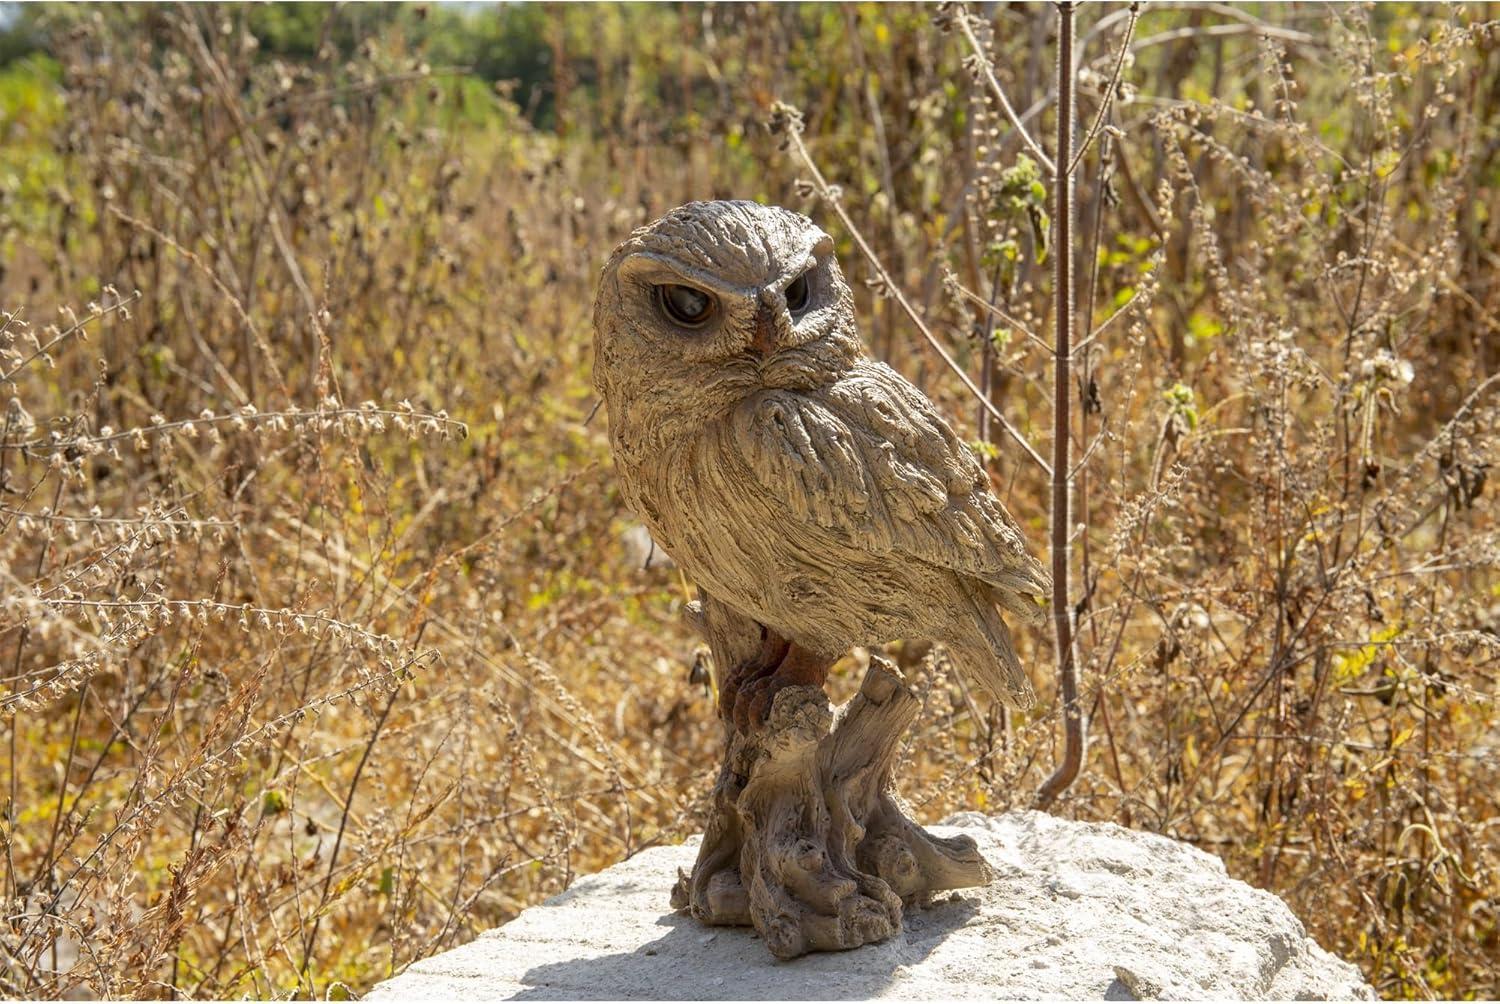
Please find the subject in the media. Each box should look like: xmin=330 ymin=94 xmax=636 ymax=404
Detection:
xmin=729 ymin=359 xmax=1050 ymax=624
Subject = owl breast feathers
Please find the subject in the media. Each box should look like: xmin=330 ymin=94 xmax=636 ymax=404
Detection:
xmin=593 ymin=200 xmax=1049 ymax=707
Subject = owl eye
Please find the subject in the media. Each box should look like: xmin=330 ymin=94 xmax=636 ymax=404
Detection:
xmin=655 ymin=284 xmax=716 ymax=328
xmin=785 ymin=273 xmax=811 ymax=316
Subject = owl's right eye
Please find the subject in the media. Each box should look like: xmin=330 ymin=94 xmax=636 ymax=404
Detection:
xmin=655 ymin=284 xmax=717 ymax=329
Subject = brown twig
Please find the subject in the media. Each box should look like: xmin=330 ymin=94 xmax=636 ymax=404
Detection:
xmin=780 ymin=118 xmax=1052 ymax=476
xmin=954 ymin=8 xmax=1057 ymax=175
xmin=1036 ymin=0 xmax=1086 ymax=812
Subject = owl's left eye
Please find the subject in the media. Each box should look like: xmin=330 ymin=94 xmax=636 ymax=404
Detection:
xmin=785 ymin=273 xmax=811 ymax=316
xmin=655 ymin=284 xmax=717 ymax=329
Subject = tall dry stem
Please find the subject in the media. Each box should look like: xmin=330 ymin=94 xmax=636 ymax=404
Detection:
xmin=1035 ymin=0 xmax=1084 ymax=810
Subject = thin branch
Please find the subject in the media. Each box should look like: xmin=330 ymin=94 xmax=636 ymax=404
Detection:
xmin=780 ymin=117 xmax=1052 ymax=477
xmin=0 ymin=504 xmax=233 ymax=529
xmin=1070 ymin=425 xmax=1110 ymax=480
xmin=1036 ymin=0 xmax=1085 ymax=812
xmin=1069 ymin=2 xmax=1141 ymax=177
xmin=1084 ymin=1 xmax=1316 ymax=48
xmin=954 ymin=8 xmax=1058 ymax=176
xmin=1132 ymin=22 xmax=1318 ymax=54
xmin=0 ymin=293 xmax=141 ymax=386
xmin=1072 ymin=288 xmax=1140 ymax=357
xmin=4 ymin=405 xmax=466 ymax=454
xmin=107 ymin=207 xmax=290 ymax=404
xmin=947 ymin=278 xmax=1051 ymax=352
xmin=299 ymin=675 xmax=403 ymax=990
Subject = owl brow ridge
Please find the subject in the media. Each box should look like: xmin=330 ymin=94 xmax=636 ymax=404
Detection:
xmin=773 ymin=235 xmax=833 ymax=288
xmin=618 ymin=251 xmax=762 ymax=301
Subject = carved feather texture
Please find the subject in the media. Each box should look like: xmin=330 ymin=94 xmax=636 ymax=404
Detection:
xmin=734 ymin=361 xmax=1050 ymax=610
xmin=593 ymin=201 xmax=1050 ymax=707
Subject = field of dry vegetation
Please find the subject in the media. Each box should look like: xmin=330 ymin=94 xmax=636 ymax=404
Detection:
xmin=1 ymin=2 xmax=1497 ymax=999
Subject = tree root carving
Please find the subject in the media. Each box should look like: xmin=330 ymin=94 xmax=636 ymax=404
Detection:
xmin=672 ymin=603 xmax=994 ymax=959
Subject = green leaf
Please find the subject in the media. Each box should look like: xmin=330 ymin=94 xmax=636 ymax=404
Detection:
xmin=1163 ymin=382 xmax=1199 ymax=431
xmin=1029 ymin=206 xmax=1050 ymax=265
xmin=981 ymin=238 xmax=1019 ymax=270
xmin=1188 ymin=313 xmax=1224 ymax=342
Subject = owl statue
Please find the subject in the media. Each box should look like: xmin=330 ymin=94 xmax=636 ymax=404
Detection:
xmin=593 ymin=200 xmax=1049 ymax=728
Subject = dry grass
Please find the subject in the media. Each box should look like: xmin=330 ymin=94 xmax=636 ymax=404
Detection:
xmin=1 ymin=3 xmax=1497 ymax=999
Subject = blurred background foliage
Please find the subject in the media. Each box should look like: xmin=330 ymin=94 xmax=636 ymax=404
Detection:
xmin=0 ymin=2 xmax=1496 ymax=1000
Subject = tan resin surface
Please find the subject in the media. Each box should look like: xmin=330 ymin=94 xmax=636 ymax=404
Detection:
xmin=592 ymin=200 xmax=1050 ymax=958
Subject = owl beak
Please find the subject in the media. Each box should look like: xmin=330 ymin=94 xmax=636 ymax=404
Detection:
xmin=749 ymin=303 xmax=778 ymax=358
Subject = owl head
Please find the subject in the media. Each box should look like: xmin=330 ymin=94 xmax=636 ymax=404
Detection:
xmin=593 ymin=201 xmax=861 ymax=443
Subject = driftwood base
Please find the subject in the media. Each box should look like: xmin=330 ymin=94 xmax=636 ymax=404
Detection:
xmin=671 ymin=654 xmax=994 ymax=960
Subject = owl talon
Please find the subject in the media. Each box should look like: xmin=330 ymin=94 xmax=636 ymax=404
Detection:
xmin=726 ymin=639 xmax=832 ymax=731
xmin=722 ymin=664 xmax=775 ymax=722
xmin=733 ymin=678 xmax=778 ymax=731
xmin=718 ymin=627 xmax=790 ymax=720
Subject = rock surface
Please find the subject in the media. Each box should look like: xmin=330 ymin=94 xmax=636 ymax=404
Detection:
xmin=367 ymin=810 xmax=1374 ymax=1001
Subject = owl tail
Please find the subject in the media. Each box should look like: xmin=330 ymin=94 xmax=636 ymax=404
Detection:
xmin=952 ymin=586 xmax=1038 ymax=710
xmin=992 ymin=582 xmax=1049 ymax=628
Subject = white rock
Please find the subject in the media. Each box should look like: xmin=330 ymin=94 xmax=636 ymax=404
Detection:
xmin=367 ymin=810 xmax=1373 ymax=1001
xmin=620 ymin=522 xmax=675 ymax=570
